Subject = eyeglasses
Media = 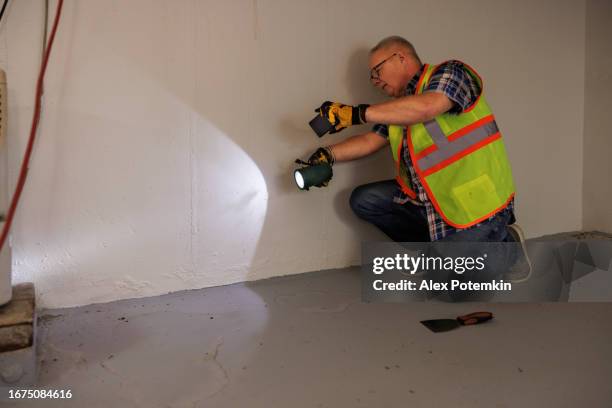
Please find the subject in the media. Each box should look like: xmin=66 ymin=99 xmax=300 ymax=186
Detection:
xmin=370 ymin=53 xmax=398 ymax=82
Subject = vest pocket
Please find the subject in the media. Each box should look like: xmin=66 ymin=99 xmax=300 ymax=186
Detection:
xmin=451 ymin=174 xmax=500 ymax=221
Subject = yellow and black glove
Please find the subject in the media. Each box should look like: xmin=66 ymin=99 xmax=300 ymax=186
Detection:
xmin=293 ymin=147 xmax=335 ymax=187
xmin=307 ymin=146 xmax=335 ymax=166
xmin=315 ymin=101 xmax=369 ymax=134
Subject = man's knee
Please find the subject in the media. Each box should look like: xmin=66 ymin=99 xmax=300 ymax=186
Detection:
xmin=350 ymin=184 xmax=386 ymax=218
xmin=349 ymin=185 xmax=368 ymax=217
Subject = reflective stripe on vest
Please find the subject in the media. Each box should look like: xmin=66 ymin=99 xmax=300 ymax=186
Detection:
xmin=417 ymin=115 xmax=500 ymax=175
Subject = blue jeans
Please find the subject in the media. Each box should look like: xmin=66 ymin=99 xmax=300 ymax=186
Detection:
xmin=351 ymin=179 xmax=518 ymax=300
xmin=349 ymin=179 xmax=514 ymax=243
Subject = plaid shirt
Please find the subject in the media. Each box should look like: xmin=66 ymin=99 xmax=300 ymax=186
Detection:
xmin=373 ymin=60 xmax=514 ymax=241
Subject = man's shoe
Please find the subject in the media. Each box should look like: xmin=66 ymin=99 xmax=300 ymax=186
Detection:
xmin=504 ymin=223 xmax=533 ymax=283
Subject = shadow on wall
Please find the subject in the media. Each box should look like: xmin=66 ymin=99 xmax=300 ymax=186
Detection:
xmin=345 ymin=47 xmax=389 ymax=103
xmin=269 ymin=46 xmax=392 ymax=242
xmin=331 ymin=47 xmax=393 ymax=236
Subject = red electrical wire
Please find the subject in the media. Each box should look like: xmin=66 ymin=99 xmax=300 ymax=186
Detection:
xmin=0 ymin=0 xmax=64 ymax=253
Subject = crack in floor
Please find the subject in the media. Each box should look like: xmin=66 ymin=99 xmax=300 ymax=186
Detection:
xmin=201 ymin=336 xmax=229 ymax=399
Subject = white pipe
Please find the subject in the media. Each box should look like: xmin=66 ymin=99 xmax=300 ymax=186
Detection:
xmin=0 ymin=69 xmax=11 ymax=306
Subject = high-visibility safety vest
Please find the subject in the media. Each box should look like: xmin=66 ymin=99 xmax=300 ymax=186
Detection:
xmin=388 ymin=61 xmax=515 ymax=228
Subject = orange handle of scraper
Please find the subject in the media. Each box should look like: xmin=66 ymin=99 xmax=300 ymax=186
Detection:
xmin=457 ymin=311 xmax=493 ymax=326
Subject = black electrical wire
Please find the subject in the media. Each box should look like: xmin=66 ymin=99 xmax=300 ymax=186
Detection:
xmin=0 ymin=0 xmax=8 ymax=25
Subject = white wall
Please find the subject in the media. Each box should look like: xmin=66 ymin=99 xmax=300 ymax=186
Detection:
xmin=1 ymin=0 xmax=586 ymax=308
xmin=583 ymin=0 xmax=612 ymax=233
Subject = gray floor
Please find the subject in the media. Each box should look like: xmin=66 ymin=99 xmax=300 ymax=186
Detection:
xmin=5 ymin=266 xmax=612 ymax=407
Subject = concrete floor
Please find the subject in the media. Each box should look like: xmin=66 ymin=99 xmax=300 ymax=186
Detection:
xmin=5 ymin=266 xmax=612 ymax=407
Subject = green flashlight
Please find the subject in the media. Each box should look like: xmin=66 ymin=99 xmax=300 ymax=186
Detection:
xmin=293 ymin=161 xmax=333 ymax=191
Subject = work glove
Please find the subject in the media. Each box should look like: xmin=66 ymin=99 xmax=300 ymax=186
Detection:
xmin=315 ymin=101 xmax=369 ymax=134
xmin=307 ymin=146 xmax=335 ymax=166
xmin=293 ymin=147 xmax=335 ymax=188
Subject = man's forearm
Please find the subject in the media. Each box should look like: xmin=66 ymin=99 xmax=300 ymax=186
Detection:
xmin=328 ymin=132 xmax=388 ymax=162
xmin=364 ymin=92 xmax=453 ymax=126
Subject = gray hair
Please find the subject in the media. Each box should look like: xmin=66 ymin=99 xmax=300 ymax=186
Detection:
xmin=370 ymin=36 xmax=421 ymax=63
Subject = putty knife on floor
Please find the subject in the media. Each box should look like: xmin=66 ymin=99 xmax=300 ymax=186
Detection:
xmin=420 ymin=312 xmax=494 ymax=333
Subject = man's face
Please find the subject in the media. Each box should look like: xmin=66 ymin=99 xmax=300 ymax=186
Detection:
xmin=368 ymin=48 xmax=410 ymax=98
